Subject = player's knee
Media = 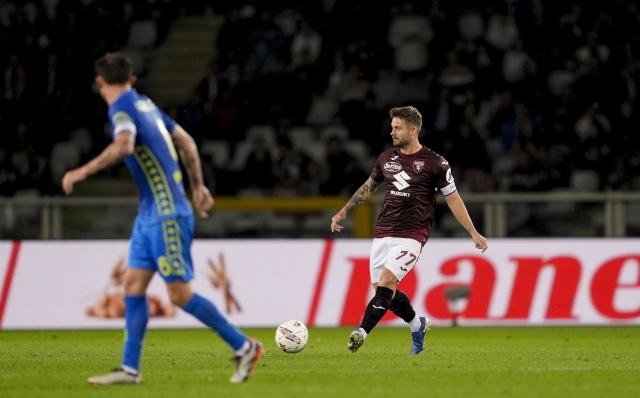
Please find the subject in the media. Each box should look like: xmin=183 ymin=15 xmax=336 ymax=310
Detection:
xmin=378 ymin=269 xmax=398 ymax=290
xmin=167 ymin=284 xmax=193 ymax=308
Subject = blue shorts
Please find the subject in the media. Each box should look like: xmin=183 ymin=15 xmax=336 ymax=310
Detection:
xmin=128 ymin=215 xmax=195 ymax=282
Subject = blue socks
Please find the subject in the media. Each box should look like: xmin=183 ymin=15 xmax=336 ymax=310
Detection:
xmin=183 ymin=293 xmax=247 ymax=351
xmin=122 ymin=295 xmax=149 ymax=372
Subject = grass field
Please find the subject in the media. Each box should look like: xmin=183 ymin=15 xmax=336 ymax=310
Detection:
xmin=1 ymin=326 xmax=639 ymax=398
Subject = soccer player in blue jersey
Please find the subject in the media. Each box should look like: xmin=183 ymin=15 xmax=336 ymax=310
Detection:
xmin=62 ymin=52 xmax=263 ymax=385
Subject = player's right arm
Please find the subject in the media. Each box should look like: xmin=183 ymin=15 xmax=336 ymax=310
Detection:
xmin=62 ymin=131 xmax=134 ymax=195
xmin=444 ymin=191 xmax=488 ymax=252
xmin=171 ymin=125 xmax=214 ymax=218
xmin=331 ymin=177 xmax=382 ymax=232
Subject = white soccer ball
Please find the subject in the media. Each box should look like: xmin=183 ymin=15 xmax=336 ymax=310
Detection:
xmin=275 ymin=320 xmax=309 ymax=353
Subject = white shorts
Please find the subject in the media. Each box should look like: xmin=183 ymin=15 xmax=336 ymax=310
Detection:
xmin=369 ymin=237 xmax=423 ymax=283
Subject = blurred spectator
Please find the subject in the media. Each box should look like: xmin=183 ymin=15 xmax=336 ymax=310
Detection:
xmin=196 ymin=59 xmax=225 ymax=110
xmin=241 ymin=135 xmax=274 ymax=191
xmin=176 ymin=91 xmax=206 ymax=145
xmin=319 ymin=135 xmax=367 ymax=195
xmin=273 ymin=136 xmax=317 ymax=196
xmin=388 ymin=3 xmax=432 ymax=73
xmin=291 ymin=20 xmax=322 ymax=68
xmin=3 ymin=0 xmax=640 ymax=198
xmin=486 ymin=14 xmax=520 ymax=51
xmin=372 ymin=68 xmax=406 ymax=110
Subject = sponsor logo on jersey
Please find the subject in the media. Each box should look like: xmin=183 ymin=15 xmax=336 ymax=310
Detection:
xmin=391 ymin=171 xmax=411 ymax=190
xmin=384 ymin=161 xmax=402 ymax=172
xmin=390 ymin=190 xmax=410 ymax=197
xmin=413 ymin=160 xmax=425 ymax=173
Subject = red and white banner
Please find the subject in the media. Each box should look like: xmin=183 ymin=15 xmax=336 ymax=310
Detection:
xmin=0 ymin=239 xmax=639 ymax=329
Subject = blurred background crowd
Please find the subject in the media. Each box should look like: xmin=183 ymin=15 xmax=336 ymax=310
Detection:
xmin=2 ymin=0 xmax=640 ymax=199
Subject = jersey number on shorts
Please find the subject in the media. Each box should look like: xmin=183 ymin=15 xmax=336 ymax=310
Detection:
xmin=395 ymin=250 xmax=417 ymax=265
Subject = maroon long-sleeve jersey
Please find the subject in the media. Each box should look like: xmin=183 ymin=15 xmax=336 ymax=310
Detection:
xmin=370 ymin=146 xmax=456 ymax=245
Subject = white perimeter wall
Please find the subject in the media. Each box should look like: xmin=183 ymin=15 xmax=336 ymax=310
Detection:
xmin=0 ymin=239 xmax=639 ymax=329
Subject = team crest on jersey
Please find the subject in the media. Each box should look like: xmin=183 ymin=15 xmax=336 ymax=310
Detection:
xmin=384 ymin=162 xmax=402 ymax=172
xmin=413 ymin=160 xmax=425 ymax=173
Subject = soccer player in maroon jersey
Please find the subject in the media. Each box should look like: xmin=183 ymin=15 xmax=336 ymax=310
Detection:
xmin=331 ymin=106 xmax=488 ymax=354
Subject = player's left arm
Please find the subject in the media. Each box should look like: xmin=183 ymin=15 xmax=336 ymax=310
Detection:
xmin=444 ymin=191 xmax=488 ymax=253
xmin=171 ymin=125 xmax=214 ymax=218
xmin=62 ymin=131 xmax=134 ymax=195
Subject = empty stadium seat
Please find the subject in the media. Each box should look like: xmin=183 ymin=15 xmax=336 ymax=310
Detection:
xmin=570 ymin=170 xmax=600 ymax=192
xmin=228 ymin=140 xmax=253 ymax=171
xmin=127 ymin=20 xmax=157 ymax=49
xmin=50 ymin=141 xmax=81 ymax=183
xmin=306 ymin=95 xmax=338 ymax=125
xmin=287 ymin=127 xmax=316 ymax=150
xmin=320 ymin=125 xmax=349 ymax=142
xmin=200 ymin=140 xmax=230 ymax=168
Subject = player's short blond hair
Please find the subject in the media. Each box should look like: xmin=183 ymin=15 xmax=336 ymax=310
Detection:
xmin=389 ymin=106 xmax=422 ymax=130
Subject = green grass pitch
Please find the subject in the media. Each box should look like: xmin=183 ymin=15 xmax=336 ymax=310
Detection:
xmin=1 ymin=326 xmax=638 ymax=398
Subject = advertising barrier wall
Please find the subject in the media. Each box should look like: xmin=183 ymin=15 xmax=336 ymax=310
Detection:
xmin=0 ymin=239 xmax=639 ymax=329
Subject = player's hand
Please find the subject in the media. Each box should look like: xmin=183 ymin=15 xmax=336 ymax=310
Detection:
xmin=193 ymin=185 xmax=214 ymax=218
xmin=331 ymin=211 xmax=346 ymax=232
xmin=62 ymin=168 xmax=87 ymax=195
xmin=471 ymin=231 xmax=488 ymax=253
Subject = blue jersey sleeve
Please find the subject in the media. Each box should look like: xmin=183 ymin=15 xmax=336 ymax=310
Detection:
xmin=108 ymin=102 xmax=136 ymax=140
xmin=159 ymin=110 xmax=177 ymax=134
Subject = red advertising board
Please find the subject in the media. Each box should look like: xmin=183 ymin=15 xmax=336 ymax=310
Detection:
xmin=0 ymin=239 xmax=638 ymax=329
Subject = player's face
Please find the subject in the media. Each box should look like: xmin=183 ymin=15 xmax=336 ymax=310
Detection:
xmin=390 ymin=117 xmax=415 ymax=148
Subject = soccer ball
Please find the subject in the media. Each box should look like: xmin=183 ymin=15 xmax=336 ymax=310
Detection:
xmin=275 ymin=320 xmax=309 ymax=353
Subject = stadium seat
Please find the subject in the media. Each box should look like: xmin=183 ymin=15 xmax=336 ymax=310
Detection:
xmin=458 ymin=12 xmax=484 ymax=40
xmin=127 ymin=20 xmax=157 ymax=49
xmin=247 ymin=125 xmax=276 ymax=146
xmin=626 ymin=202 xmax=640 ymax=227
xmin=570 ymin=170 xmax=600 ymax=192
xmin=228 ymin=140 xmax=253 ymax=171
xmin=227 ymin=212 xmax=265 ymax=236
xmin=439 ymin=213 xmax=462 ymax=235
xmin=548 ymin=70 xmax=575 ymax=96
xmin=69 ymin=128 xmax=93 ymax=156
xmin=492 ymin=155 xmax=516 ymax=176
xmin=12 ymin=189 xmax=41 ymax=220
xmin=306 ymin=95 xmax=338 ymax=125
xmin=301 ymin=210 xmax=344 ymax=237
xmin=22 ymin=2 xmax=38 ymax=24
xmin=343 ymin=140 xmax=368 ymax=161
xmin=320 ymin=125 xmax=349 ymax=142
xmin=50 ymin=142 xmax=81 ymax=183
xmin=262 ymin=211 xmax=298 ymax=236
xmin=200 ymin=140 xmax=230 ymax=168
xmin=300 ymin=141 xmax=325 ymax=162
xmin=287 ymin=127 xmax=316 ymax=150
xmin=195 ymin=212 xmax=232 ymax=237
xmin=507 ymin=203 xmax=531 ymax=232
xmin=42 ymin=0 xmax=59 ymax=19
